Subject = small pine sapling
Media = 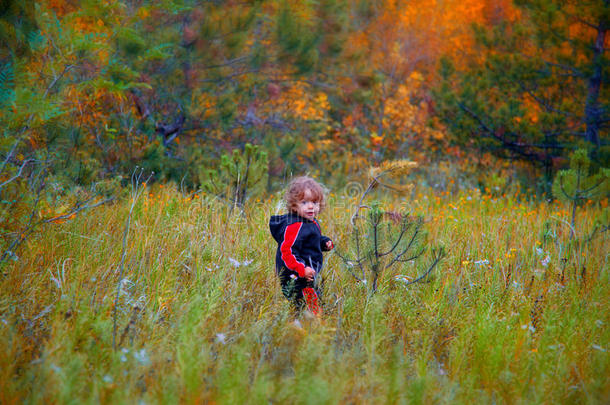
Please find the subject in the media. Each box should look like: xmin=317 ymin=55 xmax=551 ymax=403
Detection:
xmin=552 ymin=149 xmax=609 ymax=239
xmin=201 ymin=143 xmax=268 ymax=208
xmin=337 ymin=160 xmax=445 ymax=295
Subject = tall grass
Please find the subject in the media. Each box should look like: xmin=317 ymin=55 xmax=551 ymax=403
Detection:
xmin=1 ymin=184 xmax=608 ymax=403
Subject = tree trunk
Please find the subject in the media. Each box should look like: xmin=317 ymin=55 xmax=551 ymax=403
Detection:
xmin=584 ymin=21 xmax=606 ymax=148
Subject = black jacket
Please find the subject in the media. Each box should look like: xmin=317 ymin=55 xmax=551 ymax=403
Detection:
xmin=269 ymin=213 xmax=333 ymax=277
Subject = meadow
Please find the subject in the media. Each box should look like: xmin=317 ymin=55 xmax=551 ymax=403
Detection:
xmin=0 ymin=182 xmax=608 ymax=404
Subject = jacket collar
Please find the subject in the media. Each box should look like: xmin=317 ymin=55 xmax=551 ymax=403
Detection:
xmin=287 ymin=212 xmax=314 ymax=223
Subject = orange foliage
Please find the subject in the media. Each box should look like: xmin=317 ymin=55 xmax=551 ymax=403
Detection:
xmin=263 ymin=81 xmax=330 ymax=122
xmin=329 ymin=0 xmax=522 ymax=162
xmin=11 ymin=0 xmax=534 ymax=184
xmin=44 ymin=0 xmax=77 ymax=16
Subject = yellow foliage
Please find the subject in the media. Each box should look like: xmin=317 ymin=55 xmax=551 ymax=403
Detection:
xmin=369 ymin=160 xmax=418 ymax=181
xmin=263 ymin=82 xmax=329 ymax=122
xmin=371 ymin=133 xmax=383 ymax=146
xmin=409 ymin=71 xmax=424 ymax=81
xmin=137 ymin=7 xmax=150 ymax=19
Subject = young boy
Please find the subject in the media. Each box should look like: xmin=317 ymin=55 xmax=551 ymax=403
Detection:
xmin=269 ymin=177 xmax=334 ymax=315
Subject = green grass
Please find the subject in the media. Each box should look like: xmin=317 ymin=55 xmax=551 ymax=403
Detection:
xmin=1 ymin=185 xmax=608 ymax=404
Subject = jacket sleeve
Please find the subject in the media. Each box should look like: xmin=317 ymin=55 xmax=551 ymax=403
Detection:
xmin=280 ymin=222 xmax=306 ymax=276
xmin=320 ymin=235 xmax=334 ymax=251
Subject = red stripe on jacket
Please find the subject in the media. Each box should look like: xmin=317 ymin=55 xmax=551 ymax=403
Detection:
xmin=280 ymin=222 xmax=306 ymax=276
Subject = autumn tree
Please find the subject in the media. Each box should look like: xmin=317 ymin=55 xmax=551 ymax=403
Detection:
xmin=0 ymin=0 xmax=121 ymax=264
xmin=325 ymin=0 xmax=493 ymax=165
xmin=435 ymin=0 xmax=609 ymax=184
xmin=3 ymin=0 xmax=550 ymax=205
xmin=119 ymin=0 xmax=353 ymax=182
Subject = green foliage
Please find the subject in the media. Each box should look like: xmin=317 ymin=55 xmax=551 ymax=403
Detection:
xmin=107 ymin=60 xmax=140 ymax=85
xmin=201 ymin=143 xmax=268 ymax=206
xmin=116 ymin=28 xmax=147 ymax=56
xmin=336 ymin=160 xmax=444 ymax=294
xmin=3 ymin=186 xmax=608 ymax=402
xmin=276 ymin=1 xmax=320 ymax=73
xmin=0 ymin=62 xmax=15 ymax=107
xmin=552 ymin=150 xmax=608 ymax=202
xmin=552 ymin=149 xmax=609 ymax=238
xmin=434 ymin=0 xmax=609 ymax=183
xmin=317 ymin=0 xmax=349 ymax=57
xmin=0 ymin=0 xmax=38 ymax=56
xmin=338 ymin=200 xmax=443 ymax=295
xmin=142 ymin=43 xmax=173 ymax=62
xmin=0 ymin=0 xmax=359 ymax=203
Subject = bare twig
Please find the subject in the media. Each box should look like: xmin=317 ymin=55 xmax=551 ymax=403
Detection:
xmin=200 ymin=56 xmax=249 ymax=70
xmin=43 ymin=64 xmax=75 ymax=98
xmin=44 ymin=196 xmax=115 ymax=223
xmin=0 ymin=159 xmax=34 ymax=189
xmin=0 ymin=165 xmax=47 ymax=267
xmin=118 ymin=305 xmax=142 ymax=347
xmin=0 ymin=139 xmax=21 ymax=178
xmin=1 ymin=181 xmax=116 ymax=269
xmin=350 ymin=180 xmax=377 ymax=225
xmin=549 ymin=215 xmax=577 ymax=240
xmin=112 ymin=168 xmax=153 ymax=350
xmin=586 ymin=223 xmax=609 ymax=242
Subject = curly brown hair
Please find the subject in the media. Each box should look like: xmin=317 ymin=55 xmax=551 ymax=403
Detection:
xmin=285 ymin=176 xmax=326 ymax=213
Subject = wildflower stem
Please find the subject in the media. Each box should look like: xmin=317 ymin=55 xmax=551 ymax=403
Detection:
xmin=112 ymin=168 xmax=152 ymax=350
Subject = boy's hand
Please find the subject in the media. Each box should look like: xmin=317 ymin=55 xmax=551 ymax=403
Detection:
xmin=325 ymin=240 xmax=333 ymax=250
xmin=303 ymin=266 xmax=315 ymax=281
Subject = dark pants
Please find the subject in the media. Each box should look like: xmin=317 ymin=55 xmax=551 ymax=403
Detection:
xmin=277 ymin=268 xmax=322 ymax=314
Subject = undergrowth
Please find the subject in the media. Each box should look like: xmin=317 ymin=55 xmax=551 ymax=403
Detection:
xmin=0 ymin=184 xmax=608 ymax=404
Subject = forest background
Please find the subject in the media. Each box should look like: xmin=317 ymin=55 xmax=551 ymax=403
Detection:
xmin=0 ymin=0 xmax=609 ymax=403
xmin=1 ymin=0 xmax=608 ymax=223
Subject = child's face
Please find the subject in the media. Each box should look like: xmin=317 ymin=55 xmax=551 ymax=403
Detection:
xmin=295 ymin=188 xmax=320 ymax=220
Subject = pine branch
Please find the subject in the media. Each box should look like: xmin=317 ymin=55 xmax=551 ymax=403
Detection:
xmin=516 ymin=79 xmax=581 ymax=119
xmin=378 ymin=219 xmax=412 ymax=257
xmin=398 ymin=248 xmax=445 ymax=287
xmin=334 ymin=249 xmax=365 ymax=282
xmin=457 ymin=101 xmax=565 ymax=161
xmin=385 ymin=221 xmax=422 ymax=269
